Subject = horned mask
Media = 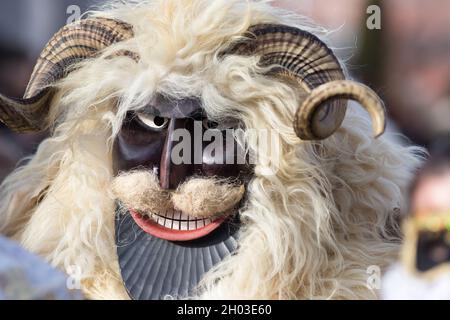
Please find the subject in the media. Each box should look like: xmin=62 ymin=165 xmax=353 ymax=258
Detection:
xmin=0 ymin=18 xmax=385 ymax=138
xmin=0 ymin=16 xmax=388 ymax=300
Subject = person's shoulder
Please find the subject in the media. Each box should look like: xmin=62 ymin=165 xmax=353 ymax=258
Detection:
xmin=381 ymin=263 xmax=423 ymax=299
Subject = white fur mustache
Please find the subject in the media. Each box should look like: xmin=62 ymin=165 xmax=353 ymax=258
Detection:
xmin=111 ymin=171 xmax=245 ymax=219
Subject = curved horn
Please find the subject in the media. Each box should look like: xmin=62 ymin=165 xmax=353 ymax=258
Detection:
xmin=226 ymin=24 xmax=386 ymax=140
xmin=0 ymin=18 xmax=136 ymax=132
xmin=294 ymin=80 xmax=386 ymax=139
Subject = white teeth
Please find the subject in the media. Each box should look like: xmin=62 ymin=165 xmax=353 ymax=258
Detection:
xmin=141 ymin=209 xmax=232 ymax=231
xmin=172 ymin=220 xmax=180 ymax=230
xmin=144 ymin=209 xmax=226 ymax=231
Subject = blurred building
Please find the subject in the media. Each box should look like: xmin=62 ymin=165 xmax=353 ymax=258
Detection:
xmin=274 ymin=0 xmax=365 ymax=47
xmin=0 ymin=0 xmax=98 ymax=57
xmin=382 ymin=0 xmax=450 ymax=145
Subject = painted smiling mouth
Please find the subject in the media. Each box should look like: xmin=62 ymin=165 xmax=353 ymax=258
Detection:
xmin=129 ymin=208 xmax=233 ymax=242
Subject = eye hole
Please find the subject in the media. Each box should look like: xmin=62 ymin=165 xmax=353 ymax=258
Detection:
xmin=202 ymin=118 xmax=240 ymax=130
xmin=202 ymin=119 xmax=219 ymax=130
xmin=137 ymin=113 xmax=170 ymax=131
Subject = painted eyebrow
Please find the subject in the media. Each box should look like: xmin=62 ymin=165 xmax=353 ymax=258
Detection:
xmin=141 ymin=95 xmax=204 ymax=119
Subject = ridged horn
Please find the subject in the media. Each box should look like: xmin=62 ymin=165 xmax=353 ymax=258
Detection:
xmin=226 ymin=24 xmax=386 ymax=140
xmin=0 ymin=18 xmax=136 ymax=132
xmin=295 ymin=80 xmax=386 ymax=139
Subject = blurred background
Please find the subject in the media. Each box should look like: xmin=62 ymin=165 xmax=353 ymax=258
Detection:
xmin=1 ymin=0 xmax=450 ymax=182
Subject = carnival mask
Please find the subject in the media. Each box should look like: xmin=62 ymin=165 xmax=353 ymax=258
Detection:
xmin=402 ymin=213 xmax=450 ymax=280
xmin=0 ymin=18 xmax=386 ymax=299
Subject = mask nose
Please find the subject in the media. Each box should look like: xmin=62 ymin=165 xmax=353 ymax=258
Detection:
xmin=159 ymin=118 xmax=195 ymax=190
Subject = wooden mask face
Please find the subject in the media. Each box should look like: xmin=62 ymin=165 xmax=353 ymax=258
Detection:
xmin=112 ymin=94 xmax=252 ymax=300
xmin=113 ymin=94 xmax=252 ymax=242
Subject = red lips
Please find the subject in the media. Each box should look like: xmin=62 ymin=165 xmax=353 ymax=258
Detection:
xmin=130 ymin=210 xmax=227 ymax=241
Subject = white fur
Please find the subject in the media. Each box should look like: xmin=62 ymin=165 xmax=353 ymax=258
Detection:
xmin=0 ymin=0 xmax=424 ymax=299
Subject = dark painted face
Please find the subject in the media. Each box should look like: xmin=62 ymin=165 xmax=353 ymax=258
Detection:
xmin=113 ymin=95 xmax=253 ymax=299
xmin=112 ymin=94 xmax=253 ymax=242
xmin=113 ymin=94 xmax=252 ymax=188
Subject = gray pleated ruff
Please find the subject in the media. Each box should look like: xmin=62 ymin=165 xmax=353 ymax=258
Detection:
xmin=115 ymin=209 xmax=239 ymax=300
